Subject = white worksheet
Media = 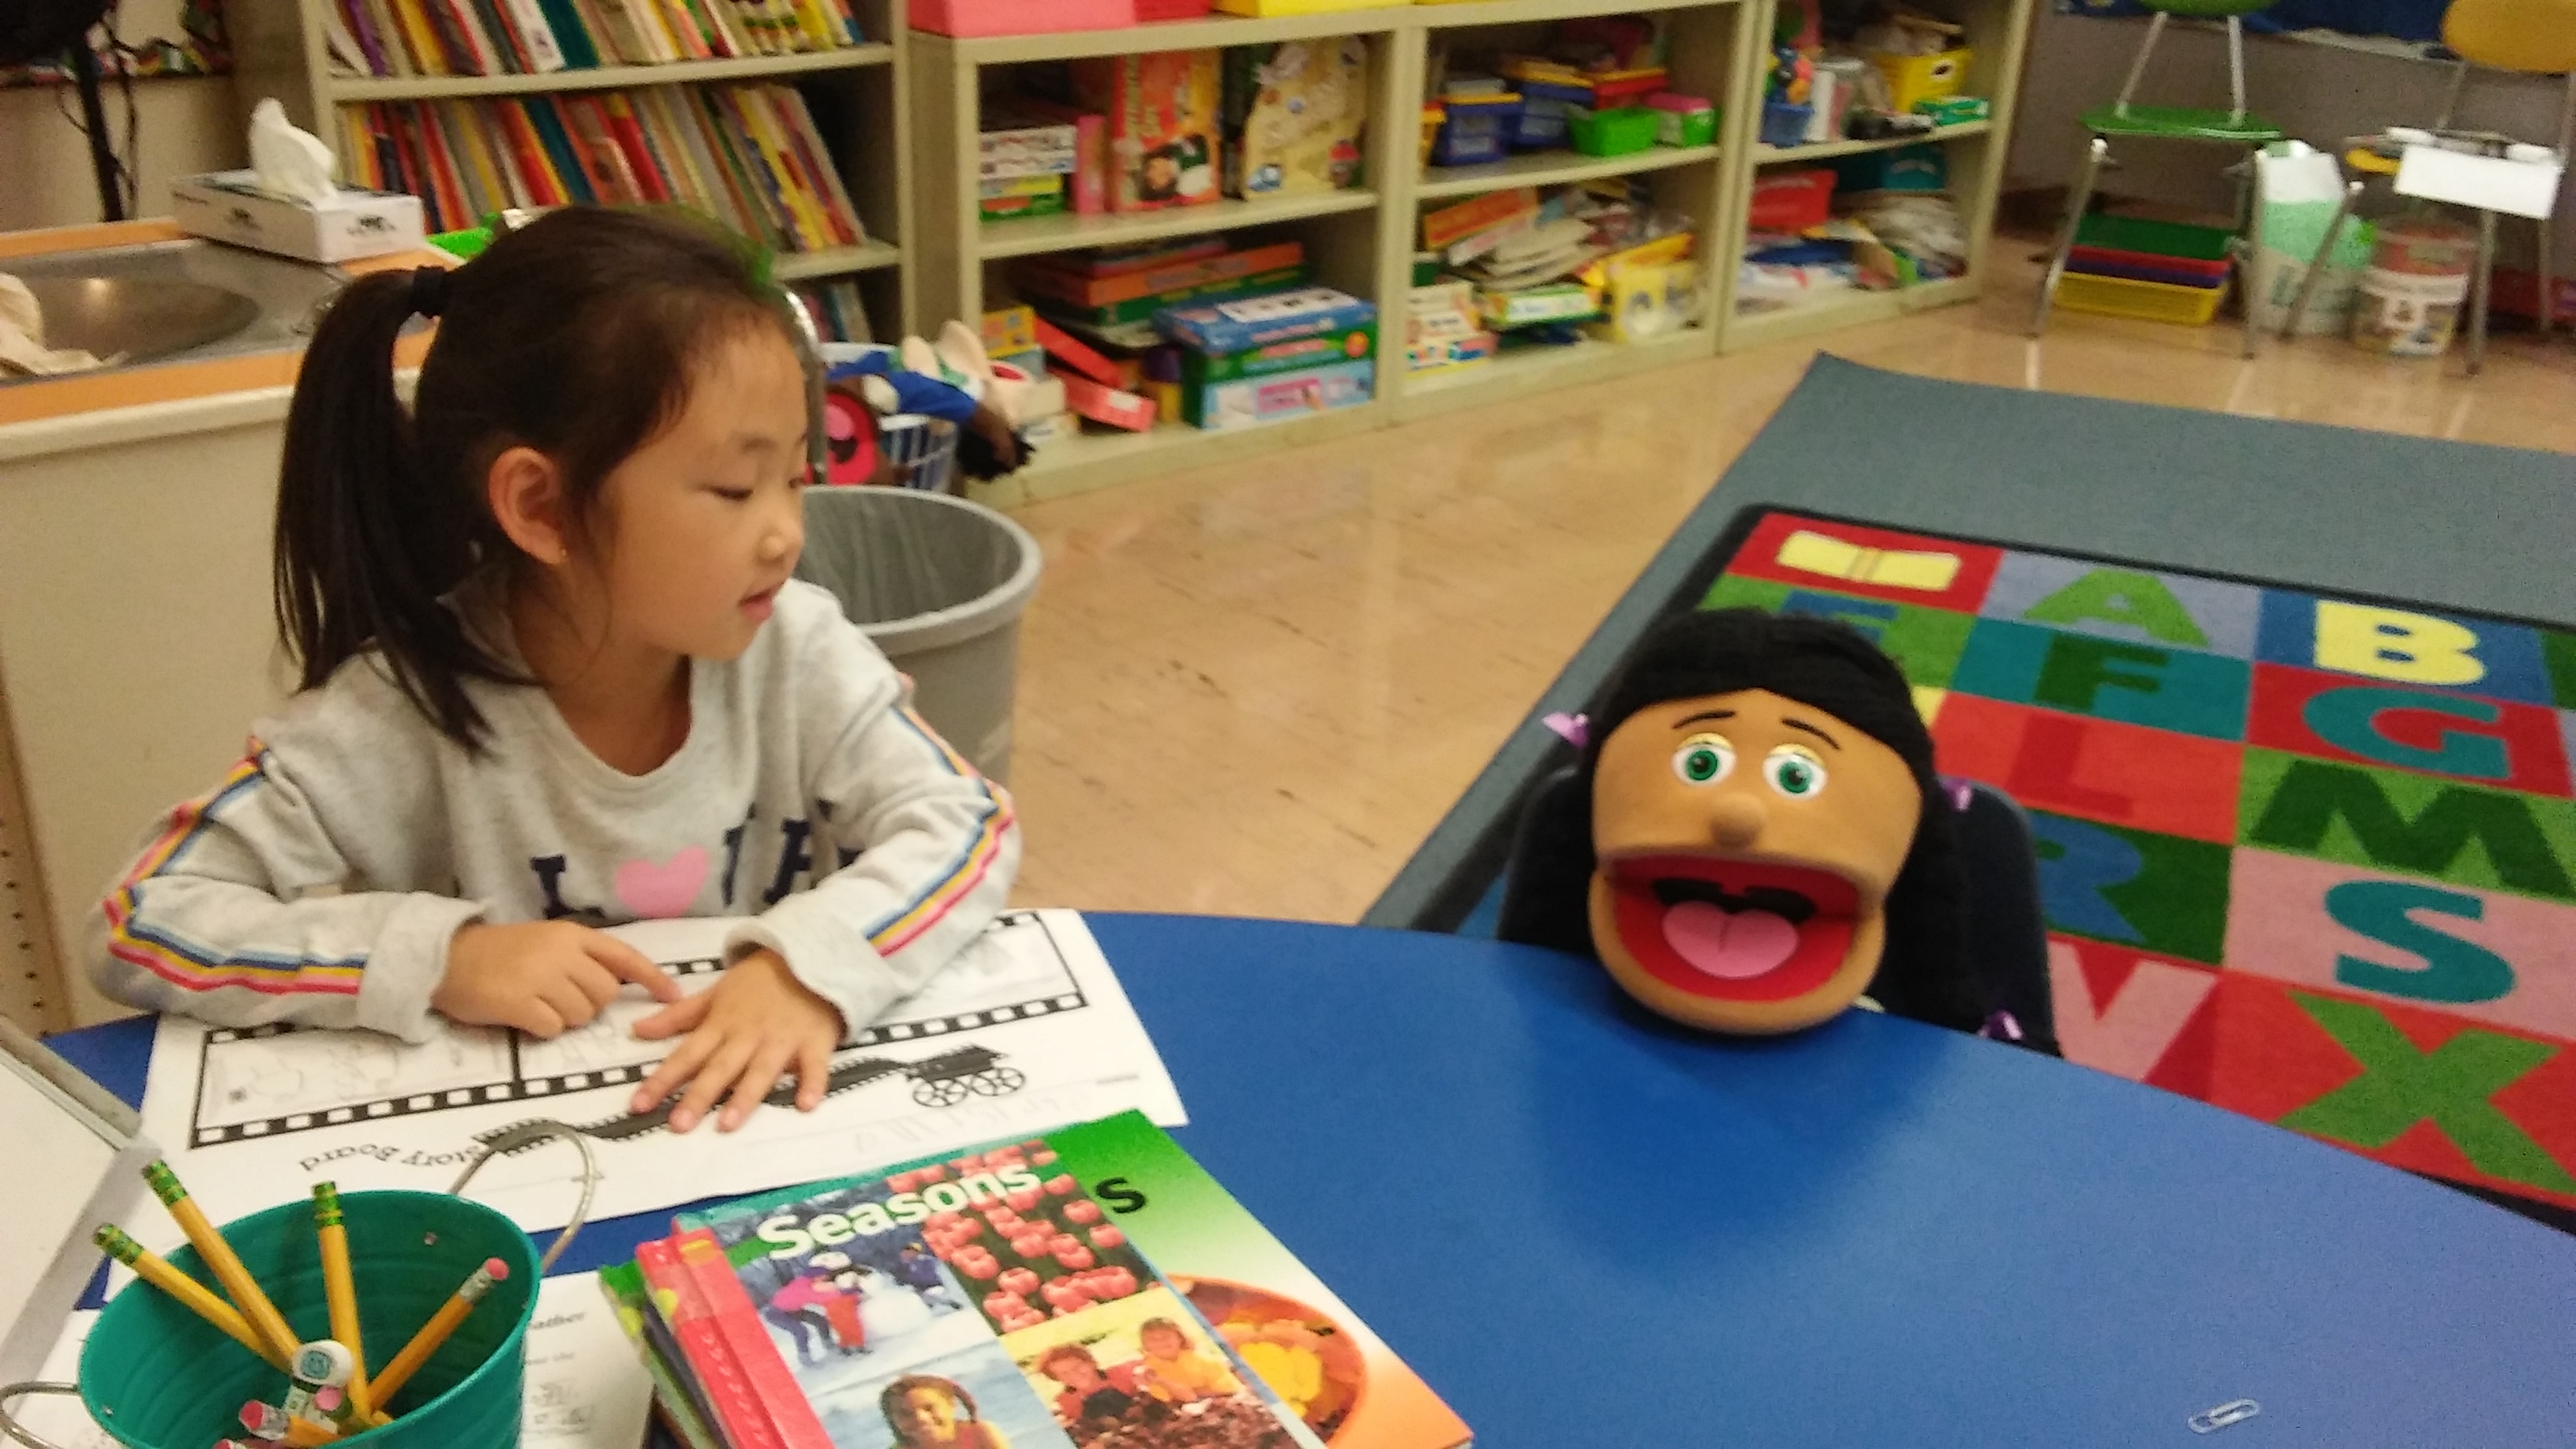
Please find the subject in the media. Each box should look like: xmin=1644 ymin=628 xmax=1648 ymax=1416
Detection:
xmin=17 ymin=1273 xmax=652 ymax=1449
xmin=133 ymin=911 xmax=1183 ymax=1251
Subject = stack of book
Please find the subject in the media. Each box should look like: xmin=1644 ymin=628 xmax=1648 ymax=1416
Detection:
xmin=602 ymin=1111 xmax=1472 ymax=1449
xmin=339 ymin=83 xmax=867 ymax=247
xmin=323 ymin=0 xmax=866 ymax=78
xmin=792 ymin=279 xmax=874 ymax=343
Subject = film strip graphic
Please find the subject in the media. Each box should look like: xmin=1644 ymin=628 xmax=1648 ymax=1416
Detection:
xmin=188 ymin=911 xmax=1084 ymax=1148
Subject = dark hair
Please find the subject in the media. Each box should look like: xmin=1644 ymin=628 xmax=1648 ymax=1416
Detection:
xmin=882 ymin=1374 xmax=976 ymax=1434
xmin=273 ymin=206 xmax=794 ymax=750
xmin=1039 ymin=1343 xmax=1100 ymax=1374
xmin=1497 ymin=608 xmax=1983 ymax=1031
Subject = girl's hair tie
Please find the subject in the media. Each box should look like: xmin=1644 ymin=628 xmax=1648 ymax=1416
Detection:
xmin=408 ymin=265 xmax=450 ymax=320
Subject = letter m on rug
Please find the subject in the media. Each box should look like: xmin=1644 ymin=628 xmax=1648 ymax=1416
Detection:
xmin=2279 ymin=992 xmax=2576 ymax=1196
xmin=2247 ymin=758 xmax=2574 ymax=901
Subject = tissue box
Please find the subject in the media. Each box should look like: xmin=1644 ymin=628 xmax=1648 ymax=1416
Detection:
xmin=170 ymin=171 xmax=425 ymax=263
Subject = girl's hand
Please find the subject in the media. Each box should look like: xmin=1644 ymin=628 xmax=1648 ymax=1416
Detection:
xmin=628 ymin=949 xmax=842 ymax=1133
xmin=435 ymin=921 xmax=683 ymax=1036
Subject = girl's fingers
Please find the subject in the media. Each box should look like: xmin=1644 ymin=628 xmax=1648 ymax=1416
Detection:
xmin=632 ymin=1030 xmax=715 ymax=1114
xmin=536 ymin=975 xmax=600 ymax=1030
xmin=796 ymin=1037 xmax=833 ymax=1111
xmin=721 ymin=1043 xmax=798 ymax=1132
xmin=589 ymin=934 xmax=686 ymax=1002
xmin=670 ymin=1039 xmax=755 ymax=1134
xmin=507 ymin=998 xmax=567 ymax=1039
xmin=567 ymin=957 xmax=625 ymax=1012
xmin=632 ymin=990 xmax=712 ymax=1042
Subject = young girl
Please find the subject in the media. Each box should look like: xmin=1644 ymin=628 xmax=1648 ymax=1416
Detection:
xmin=88 ymin=208 xmax=1017 ymax=1136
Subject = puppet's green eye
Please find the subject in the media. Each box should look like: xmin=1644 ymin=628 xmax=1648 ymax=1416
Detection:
xmin=1672 ymin=734 xmax=1734 ymax=785
xmin=1765 ymin=747 xmax=1826 ymax=798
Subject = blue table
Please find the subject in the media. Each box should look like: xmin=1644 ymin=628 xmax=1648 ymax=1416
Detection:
xmin=49 ymin=914 xmax=2576 ymax=1446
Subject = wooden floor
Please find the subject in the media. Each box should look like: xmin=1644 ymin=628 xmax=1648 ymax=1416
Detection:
xmin=1002 ymin=246 xmax=2576 ymax=924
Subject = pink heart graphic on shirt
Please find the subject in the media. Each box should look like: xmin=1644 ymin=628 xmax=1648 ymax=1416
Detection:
xmin=614 ymin=847 xmax=710 ymax=919
xmin=1660 ymin=900 xmax=1800 ymax=979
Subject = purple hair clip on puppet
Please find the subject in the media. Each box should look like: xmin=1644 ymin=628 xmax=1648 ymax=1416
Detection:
xmin=1500 ymin=608 xmax=2010 ymax=1039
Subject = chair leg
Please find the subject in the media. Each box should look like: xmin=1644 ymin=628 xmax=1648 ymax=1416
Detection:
xmin=2467 ymin=208 xmax=2497 ymax=376
xmin=2226 ymin=16 xmax=2248 ymax=125
xmin=2032 ymin=137 xmax=2108 ymax=339
xmin=2540 ymin=215 xmax=2556 ymax=336
xmin=2113 ymin=12 xmax=2167 ymax=118
xmin=2240 ymin=147 xmax=2263 ymax=358
xmin=2283 ymin=180 xmax=2362 ymax=339
xmin=2436 ymin=59 xmax=2469 ymax=133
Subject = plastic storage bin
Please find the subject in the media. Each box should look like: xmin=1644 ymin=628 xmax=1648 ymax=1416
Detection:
xmin=1511 ymin=79 xmax=1595 ymax=149
xmin=1432 ymin=93 xmax=1522 ymax=166
xmin=1747 ymin=167 xmax=1836 ymax=231
xmin=1760 ymin=100 xmax=1814 ymax=148
xmin=2069 ymin=213 xmax=2233 ymax=283
xmin=912 ymin=0 xmax=1126 ymax=34
xmin=2055 ymin=271 xmax=2230 ymax=326
xmin=1648 ymin=92 xmax=1717 ymax=148
xmin=794 ymin=488 xmax=1042 ymax=782
xmin=1867 ymin=47 xmax=1972 ymax=114
xmin=1569 ymin=106 xmax=1661 ymax=157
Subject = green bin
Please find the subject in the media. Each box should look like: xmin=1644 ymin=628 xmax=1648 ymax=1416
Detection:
xmin=76 ymin=1190 xmax=541 ymax=1448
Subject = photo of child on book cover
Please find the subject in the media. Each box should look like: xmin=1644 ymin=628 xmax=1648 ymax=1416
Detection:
xmin=1001 ymin=1286 xmax=1319 ymax=1449
xmin=859 ymin=1343 xmax=1067 ymax=1449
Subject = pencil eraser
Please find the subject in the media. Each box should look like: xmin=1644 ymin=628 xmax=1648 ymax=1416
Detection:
xmin=484 ymin=1256 xmax=510 ymax=1281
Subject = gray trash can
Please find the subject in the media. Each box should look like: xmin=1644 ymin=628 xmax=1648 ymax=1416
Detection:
xmin=794 ymin=488 xmax=1041 ymax=784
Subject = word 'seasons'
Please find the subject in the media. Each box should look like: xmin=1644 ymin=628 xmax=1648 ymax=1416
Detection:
xmin=756 ymin=1163 xmax=1046 ymax=1256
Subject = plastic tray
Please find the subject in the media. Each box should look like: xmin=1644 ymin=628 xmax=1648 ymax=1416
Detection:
xmin=2068 ymin=252 xmax=2228 ymax=289
xmin=2074 ymin=212 xmax=2233 ymax=264
xmin=2055 ymin=270 xmax=2229 ymax=326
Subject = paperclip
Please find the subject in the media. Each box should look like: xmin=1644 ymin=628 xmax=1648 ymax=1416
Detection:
xmin=2188 ymin=1398 xmax=2261 ymax=1434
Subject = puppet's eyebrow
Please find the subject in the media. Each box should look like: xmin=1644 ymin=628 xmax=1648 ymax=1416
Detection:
xmin=1782 ymin=717 xmax=1840 ymax=749
xmin=1675 ymin=710 xmax=1735 ymax=729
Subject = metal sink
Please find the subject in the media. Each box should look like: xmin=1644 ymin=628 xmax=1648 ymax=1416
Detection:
xmin=2 ymin=238 xmax=351 ymax=384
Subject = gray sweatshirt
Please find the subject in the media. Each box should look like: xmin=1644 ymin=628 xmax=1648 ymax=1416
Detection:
xmin=88 ymin=580 xmax=1018 ymax=1042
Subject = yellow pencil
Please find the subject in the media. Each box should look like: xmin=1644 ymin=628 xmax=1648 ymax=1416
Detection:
xmin=368 ymin=1257 xmax=510 ymax=1409
xmin=309 ymin=1183 xmax=377 ymax=1424
xmin=143 ymin=1162 xmax=302 ymax=1365
xmin=92 ymin=1224 xmax=287 ymax=1371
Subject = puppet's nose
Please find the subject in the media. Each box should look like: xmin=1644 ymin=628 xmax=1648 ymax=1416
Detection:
xmin=1708 ymin=793 xmax=1765 ymax=848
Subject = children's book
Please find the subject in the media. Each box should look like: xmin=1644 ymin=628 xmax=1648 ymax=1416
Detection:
xmin=620 ymin=1113 xmax=1470 ymax=1448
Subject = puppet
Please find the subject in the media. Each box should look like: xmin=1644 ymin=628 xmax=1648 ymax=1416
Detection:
xmin=1498 ymin=608 xmax=1987 ymax=1035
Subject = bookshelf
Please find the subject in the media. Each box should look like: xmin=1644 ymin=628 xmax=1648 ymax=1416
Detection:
xmin=230 ymin=0 xmax=917 ymax=333
xmin=1713 ymin=0 xmax=2036 ymax=352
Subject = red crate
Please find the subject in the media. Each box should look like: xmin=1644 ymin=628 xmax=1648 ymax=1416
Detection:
xmin=912 ymin=0 xmax=1128 ymax=36
xmin=1747 ymin=169 xmax=1834 ymax=232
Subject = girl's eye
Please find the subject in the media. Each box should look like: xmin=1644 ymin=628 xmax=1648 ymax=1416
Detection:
xmin=713 ymin=485 xmax=753 ymax=502
xmin=1764 ymin=747 xmax=1826 ymax=799
xmin=1671 ymin=733 xmax=1734 ymax=785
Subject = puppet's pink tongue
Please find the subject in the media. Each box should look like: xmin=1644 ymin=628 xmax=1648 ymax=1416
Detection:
xmin=1660 ymin=900 xmax=1799 ymax=979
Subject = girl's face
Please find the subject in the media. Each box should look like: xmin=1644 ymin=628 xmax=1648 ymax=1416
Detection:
xmin=589 ymin=324 xmax=809 ymax=661
xmin=897 ymin=1387 xmax=957 ymax=1439
xmin=1141 ymin=1326 xmax=1186 ymax=1357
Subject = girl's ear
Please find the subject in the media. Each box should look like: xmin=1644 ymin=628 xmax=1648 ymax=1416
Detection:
xmin=485 ymin=444 xmax=572 ymax=566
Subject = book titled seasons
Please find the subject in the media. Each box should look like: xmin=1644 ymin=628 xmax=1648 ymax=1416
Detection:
xmin=342 ymin=82 xmax=865 ymax=249
xmin=601 ymin=1111 xmax=1472 ymax=1449
xmin=324 ymin=0 xmax=863 ymax=80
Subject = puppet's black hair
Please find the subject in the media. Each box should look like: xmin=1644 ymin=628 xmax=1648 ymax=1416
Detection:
xmin=1497 ymin=608 xmax=1985 ymax=1032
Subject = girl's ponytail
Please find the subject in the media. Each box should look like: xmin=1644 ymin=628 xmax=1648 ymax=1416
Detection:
xmin=273 ymin=265 xmax=503 ymax=746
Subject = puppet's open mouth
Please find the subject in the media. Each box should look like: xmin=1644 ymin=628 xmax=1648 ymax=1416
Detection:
xmin=1604 ymin=856 xmax=1861 ymax=1002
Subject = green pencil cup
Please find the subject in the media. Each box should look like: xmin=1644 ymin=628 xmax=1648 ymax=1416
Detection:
xmin=79 ymin=1189 xmax=539 ymax=1448
xmin=0 ymin=1124 xmax=593 ymax=1449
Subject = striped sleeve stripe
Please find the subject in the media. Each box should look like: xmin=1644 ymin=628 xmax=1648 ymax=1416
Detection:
xmin=102 ymin=747 xmax=368 ymax=996
xmin=865 ymin=708 xmax=1016 ymax=956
